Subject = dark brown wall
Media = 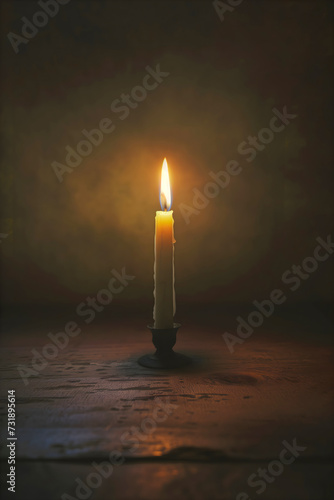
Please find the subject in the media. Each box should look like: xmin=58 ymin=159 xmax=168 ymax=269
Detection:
xmin=1 ymin=0 xmax=333 ymax=306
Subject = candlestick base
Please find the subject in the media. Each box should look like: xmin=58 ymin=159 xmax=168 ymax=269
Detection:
xmin=138 ymin=323 xmax=192 ymax=369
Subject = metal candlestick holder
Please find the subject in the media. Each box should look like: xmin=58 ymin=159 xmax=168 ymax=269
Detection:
xmin=138 ymin=323 xmax=192 ymax=369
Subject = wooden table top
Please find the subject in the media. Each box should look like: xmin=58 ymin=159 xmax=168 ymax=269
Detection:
xmin=0 ymin=308 xmax=333 ymax=499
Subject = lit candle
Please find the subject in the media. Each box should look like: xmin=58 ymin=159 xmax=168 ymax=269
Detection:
xmin=153 ymin=158 xmax=175 ymax=328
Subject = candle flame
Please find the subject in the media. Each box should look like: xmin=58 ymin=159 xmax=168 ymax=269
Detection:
xmin=160 ymin=158 xmax=172 ymax=211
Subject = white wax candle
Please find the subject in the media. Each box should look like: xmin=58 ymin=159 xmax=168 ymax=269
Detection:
xmin=153 ymin=159 xmax=175 ymax=328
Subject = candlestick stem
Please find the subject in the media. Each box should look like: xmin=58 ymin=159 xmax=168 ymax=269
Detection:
xmin=138 ymin=323 xmax=192 ymax=369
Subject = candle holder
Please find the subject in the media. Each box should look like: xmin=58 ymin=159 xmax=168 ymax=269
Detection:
xmin=138 ymin=323 xmax=192 ymax=369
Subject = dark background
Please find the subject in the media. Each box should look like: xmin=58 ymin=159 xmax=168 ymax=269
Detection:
xmin=0 ymin=0 xmax=333 ymax=323
xmin=0 ymin=3 xmax=333 ymax=499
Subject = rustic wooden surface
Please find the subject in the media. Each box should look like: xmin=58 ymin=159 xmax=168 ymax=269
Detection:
xmin=0 ymin=311 xmax=333 ymax=499
xmin=1 ymin=461 xmax=333 ymax=500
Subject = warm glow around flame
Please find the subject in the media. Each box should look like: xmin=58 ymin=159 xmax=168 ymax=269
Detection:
xmin=160 ymin=158 xmax=172 ymax=211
